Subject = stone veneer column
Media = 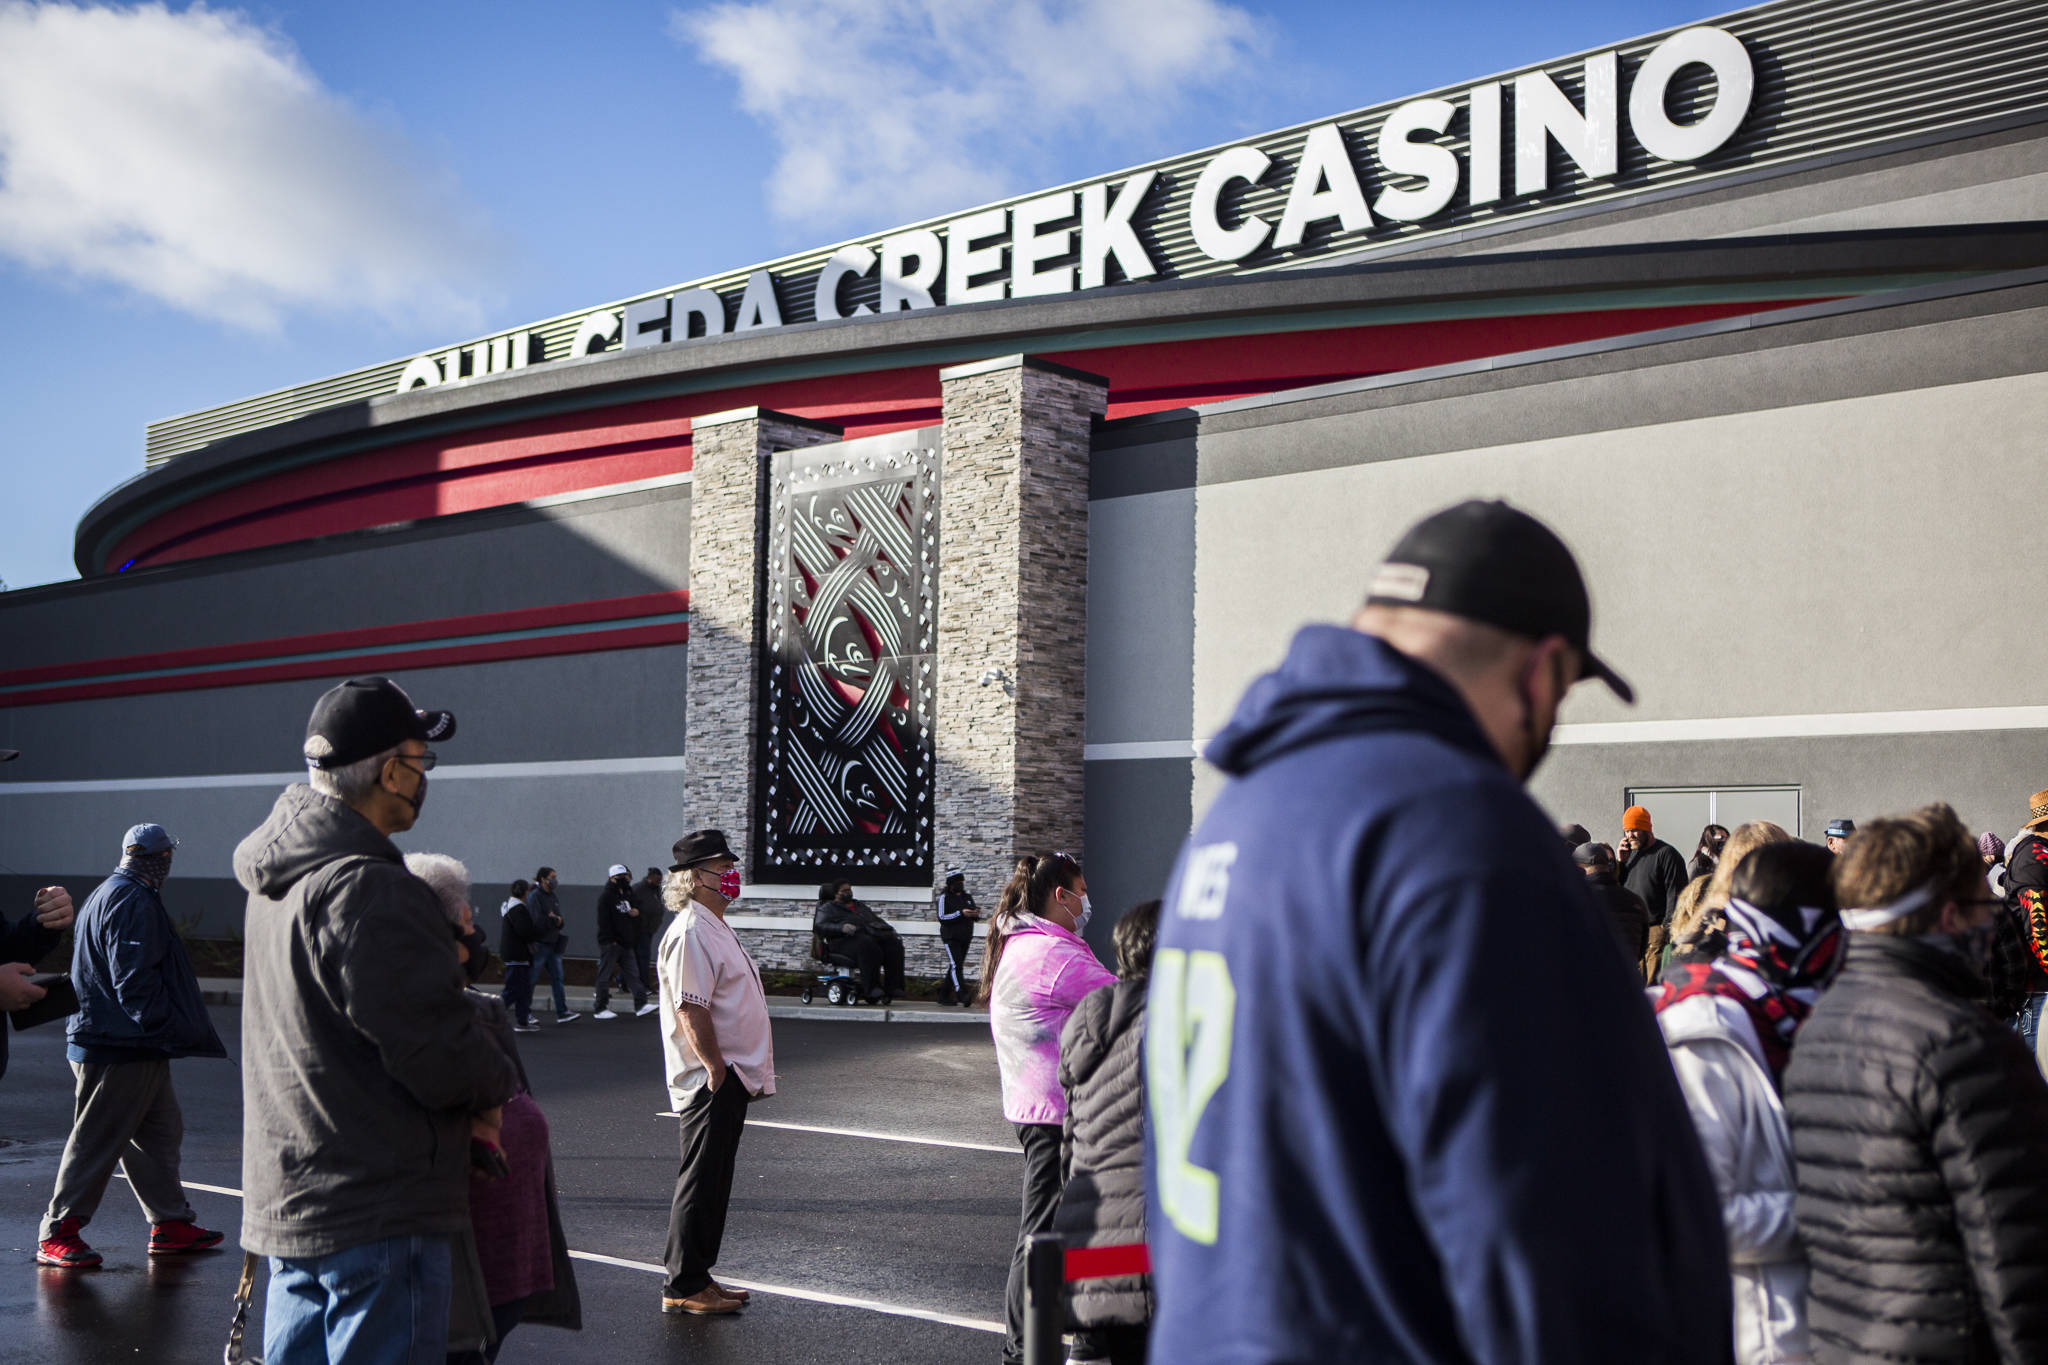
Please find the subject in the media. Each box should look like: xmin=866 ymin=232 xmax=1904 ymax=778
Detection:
xmin=681 ymin=407 xmax=841 ymax=867
xmin=935 ymin=355 xmax=1107 ymax=912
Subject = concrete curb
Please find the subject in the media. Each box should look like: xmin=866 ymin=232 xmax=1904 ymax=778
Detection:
xmin=196 ymin=979 xmax=988 ymax=1025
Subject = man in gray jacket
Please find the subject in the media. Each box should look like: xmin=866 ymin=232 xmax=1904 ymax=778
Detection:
xmin=235 ymin=677 xmax=518 ymax=1363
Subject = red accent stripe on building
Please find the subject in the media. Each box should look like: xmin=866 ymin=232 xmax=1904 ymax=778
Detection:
xmin=1064 ymin=1243 xmax=1151 ymax=1281
xmin=0 ymin=591 xmax=690 ymax=689
xmin=107 ymin=301 xmax=1821 ymax=573
xmin=0 ymin=622 xmax=688 ymax=710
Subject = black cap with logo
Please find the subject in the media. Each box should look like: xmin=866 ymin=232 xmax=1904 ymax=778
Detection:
xmin=1363 ymin=499 xmax=1634 ymax=704
xmin=303 ymin=677 xmax=457 ymax=770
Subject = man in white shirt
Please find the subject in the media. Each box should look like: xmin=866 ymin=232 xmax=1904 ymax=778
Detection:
xmin=657 ymin=828 xmax=774 ymax=1317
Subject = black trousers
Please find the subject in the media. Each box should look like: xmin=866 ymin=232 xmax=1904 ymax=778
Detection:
xmin=663 ymin=1068 xmax=750 ymax=1297
xmin=938 ymin=926 xmax=971 ymax=1001
xmin=1004 ymin=1122 xmax=1064 ymax=1365
xmin=1071 ymin=1324 xmax=1150 ymax=1364
xmin=837 ymin=933 xmax=906 ymax=997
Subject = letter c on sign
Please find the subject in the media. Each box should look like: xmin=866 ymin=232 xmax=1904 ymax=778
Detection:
xmin=814 ymin=246 xmax=877 ymax=321
xmin=1189 ymin=145 xmax=1273 ymax=263
xmin=395 ymin=353 xmax=442 ymax=393
xmin=1629 ymin=26 xmax=1754 ymax=163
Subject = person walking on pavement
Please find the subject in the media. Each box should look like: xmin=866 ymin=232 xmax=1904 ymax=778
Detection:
xmin=1573 ymin=841 xmax=1650 ymax=968
xmin=658 ymin=830 xmax=773 ymax=1317
xmin=1691 ymin=823 xmax=1730 ymax=882
xmin=235 ymin=676 xmax=520 ymax=1363
xmin=1055 ymin=899 xmax=1162 ymax=1365
xmin=985 ymin=852 xmax=1118 ymax=1365
xmin=1620 ymin=805 xmax=1689 ymax=928
xmin=1147 ymin=500 xmax=1732 ymax=1365
xmin=406 ymin=852 xmax=583 ymax=1363
xmin=499 ymin=879 xmax=540 ymax=1034
xmin=593 ymin=865 xmax=652 ymax=1019
xmin=1980 ymin=832 xmax=2008 ymax=898
xmin=524 ymin=869 xmax=579 ymax=1025
xmin=1655 ymin=840 xmax=1843 ymax=1365
xmin=35 ymin=822 xmax=226 ymax=1269
xmin=935 ymin=866 xmax=980 ymax=1006
xmin=1992 ymin=788 xmax=2048 ymax=1072
xmin=633 ymin=867 xmax=665 ymax=990
xmin=813 ymin=882 xmax=906 ymax=1003
xmin=1785 ymin=802 xmax=2048 ymax=1363
xmin=0 ymin=883 xmax=74 ymax=1084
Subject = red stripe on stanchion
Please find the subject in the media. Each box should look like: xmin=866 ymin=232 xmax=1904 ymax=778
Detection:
xmin=1063 ymin=1242 xmax=1151 ymax=1281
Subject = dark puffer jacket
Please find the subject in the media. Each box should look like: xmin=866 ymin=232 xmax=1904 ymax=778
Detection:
xmin=1053 ymin=978 xmax=1150 ymax=1330
xmin=1783 ymin=933 xmax=2048 ymax=1364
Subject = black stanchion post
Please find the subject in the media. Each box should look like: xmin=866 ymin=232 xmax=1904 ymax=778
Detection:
xmin=1023 ymin=1231 xmax=1064 ymax=1365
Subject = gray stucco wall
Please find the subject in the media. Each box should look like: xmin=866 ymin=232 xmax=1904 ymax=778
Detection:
xmin=1175 ymin=277 xmax=2048 ymax=841
xmin=0 ymin=484 xmax=692 ymax=941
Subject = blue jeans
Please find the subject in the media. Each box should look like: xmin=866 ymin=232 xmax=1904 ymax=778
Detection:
xmin=265 ymin=1233 xmax=451 ymax=1365
xmin=530 ymin=942 xmax=569 ymax=1015
xmin=2019 ymin=994 xmax=2048 ymax=1079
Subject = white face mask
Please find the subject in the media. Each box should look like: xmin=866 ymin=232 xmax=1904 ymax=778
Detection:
xmin=1073 ymin=893 xmax=1093 ymax=935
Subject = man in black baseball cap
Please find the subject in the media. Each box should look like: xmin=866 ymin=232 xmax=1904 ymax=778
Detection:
xmin=1149 ymin=500 xmax=1731 ymax=1365
xmin=299 ymin=677 xmax=456 ymax=830
xmin=230 ymin=677 xmax=512 ymax=1359
xmin=1364 ymin=497 xmax=1633 ymax=700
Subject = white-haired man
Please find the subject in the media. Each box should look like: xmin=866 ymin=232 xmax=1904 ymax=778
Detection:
xmin=234 ymin=676 xmax=518 ymax=1363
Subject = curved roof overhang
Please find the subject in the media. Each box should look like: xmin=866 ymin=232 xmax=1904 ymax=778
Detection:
xmin=75 ymin=223 xmax=2048 ymax=577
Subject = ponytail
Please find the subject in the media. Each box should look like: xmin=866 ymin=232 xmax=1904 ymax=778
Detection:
xmin=974 ymin=852 xmax=1083 ymax=1006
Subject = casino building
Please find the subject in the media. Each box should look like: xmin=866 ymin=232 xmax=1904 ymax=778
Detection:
xmin=5 ymin=0 xmax=2048 ymax=966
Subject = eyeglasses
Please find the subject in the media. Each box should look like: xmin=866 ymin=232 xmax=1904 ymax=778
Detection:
xmin=391 ymin=750 xmax=438 ymax=773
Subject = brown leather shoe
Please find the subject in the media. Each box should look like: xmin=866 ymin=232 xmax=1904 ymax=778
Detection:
xmin=712 ymin=1281 xmax=751 ymax=1302
xmin=661 ymin=1286 xmax=743 ymax=1315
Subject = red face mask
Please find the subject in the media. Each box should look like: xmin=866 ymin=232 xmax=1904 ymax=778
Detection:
xmin=717 ymin=868 xmax=743 ymax=901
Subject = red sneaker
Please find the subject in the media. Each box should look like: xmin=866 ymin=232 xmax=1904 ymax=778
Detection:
xmin=36 ymin=1218 xmax=101 ymax=1268
xmin=147 ymin=1220 xmax=224 ymax=1256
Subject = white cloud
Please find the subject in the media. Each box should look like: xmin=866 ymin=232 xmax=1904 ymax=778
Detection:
xmin=0 ymin=2 xmax=499 ymax=331
xmin=673 ymin=0 xmax=1266 ymax=230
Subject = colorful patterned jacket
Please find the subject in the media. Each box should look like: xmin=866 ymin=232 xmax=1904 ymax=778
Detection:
xmin=1991 ymin=831 xmax=2048 ymax=1017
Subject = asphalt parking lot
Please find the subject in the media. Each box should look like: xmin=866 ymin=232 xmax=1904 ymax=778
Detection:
xmin=0 ymin=1003 xmax=1022 ymax=1364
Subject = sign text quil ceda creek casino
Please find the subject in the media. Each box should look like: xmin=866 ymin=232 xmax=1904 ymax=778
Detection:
xmin=396 ymin=25 xmax=1754 ymax=394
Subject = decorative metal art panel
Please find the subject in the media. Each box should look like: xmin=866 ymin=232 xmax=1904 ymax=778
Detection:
xmin=757 ymin=437 xmax=939 ymax=883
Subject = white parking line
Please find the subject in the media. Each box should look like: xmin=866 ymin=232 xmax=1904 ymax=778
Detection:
xmin=658 ymin=1113 xmax=1014 ymax=1154
xmin=127 ymin=1172 xmax=1004 ymax=1334
xmin=566 ymin=1249 xmax=1002 ymax=1334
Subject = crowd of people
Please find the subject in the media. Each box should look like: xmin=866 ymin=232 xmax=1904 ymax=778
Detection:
xmin=13 ymin=497 xmax=2048 ymax=1365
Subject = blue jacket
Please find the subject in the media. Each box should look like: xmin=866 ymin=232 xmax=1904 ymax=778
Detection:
xmin=1147 ymin=626 xmax=1731 ymax=1364
xmin=68 ymin=868 xmax=225 ymax=1064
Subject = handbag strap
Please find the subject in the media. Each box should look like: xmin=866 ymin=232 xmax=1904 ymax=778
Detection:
xmin=224 ymin=1251 xmax=259 ymax=1364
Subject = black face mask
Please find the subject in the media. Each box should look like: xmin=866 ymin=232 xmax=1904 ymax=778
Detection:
xmin=459 ymin=924 xmax=491 ymax=983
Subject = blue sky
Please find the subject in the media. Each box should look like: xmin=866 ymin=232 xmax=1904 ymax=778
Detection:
xmin=0 ymin=0 xmax=1713 ymax=592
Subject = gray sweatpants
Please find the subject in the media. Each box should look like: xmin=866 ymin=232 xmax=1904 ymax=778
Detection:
xmin=41 ymin=1059 xmax=194 ymax=1239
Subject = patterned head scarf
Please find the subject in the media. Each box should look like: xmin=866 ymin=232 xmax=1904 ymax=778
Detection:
xmin=121 ymin=849 xmax=173 ymax=891
xmin=1656 ymin=894 xmax=1843 ymax=1082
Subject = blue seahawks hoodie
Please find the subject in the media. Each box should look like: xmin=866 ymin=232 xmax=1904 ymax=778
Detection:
xmin=1146 ymin=626 xmax=1731 ymax=1364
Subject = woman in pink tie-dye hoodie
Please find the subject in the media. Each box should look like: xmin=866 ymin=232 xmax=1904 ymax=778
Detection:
xmin=981 ymin=852 xmax=1117 ymax=1365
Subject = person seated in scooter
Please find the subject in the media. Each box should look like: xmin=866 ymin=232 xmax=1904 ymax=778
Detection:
xmin=813 ymin=883 xmax=905 ymax=1003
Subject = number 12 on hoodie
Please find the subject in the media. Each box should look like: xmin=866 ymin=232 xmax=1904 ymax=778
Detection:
xmin=1149 ymin=947 xmax=1236 ymax=1245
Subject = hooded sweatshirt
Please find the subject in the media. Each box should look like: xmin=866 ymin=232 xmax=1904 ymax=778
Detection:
xmin=234 ymin=784 xmax=518 ymax=1258
xmin=1146 ymin=626 xmax=1732 ymax=1365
